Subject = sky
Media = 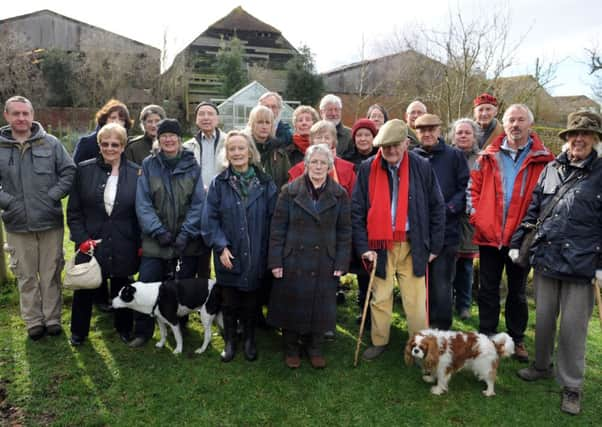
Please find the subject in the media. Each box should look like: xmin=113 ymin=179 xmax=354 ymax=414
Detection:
xmin=1 ymin=0 xmax=600 ymax=98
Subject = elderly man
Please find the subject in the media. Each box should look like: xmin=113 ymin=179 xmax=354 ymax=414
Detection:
xmin=467 ymin=104 xmax=554 ymax=362
xmin=319 ymin=94 xmax=353 ymax=158
xmin=352 ymin=119 xmax=445 ymax=360
xmin=413 ymin=114 xmax=469 ymax=330
xmin=473 ymin=93 xmax=504 ymax=149
xmin=405 ymin=100 xmax=427 ymax=149
xmin=0 ymin=96 xmax=75 ymax=340
xmin=259 ymin=91 xmax=292 ymax=146
xmin=126 ymin=104 xmax=166 ymax=165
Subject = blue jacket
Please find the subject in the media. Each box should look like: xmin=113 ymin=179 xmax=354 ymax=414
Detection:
xmin=413 ymin=138 xmax=469 ymax=246
xmin=73 ymin=129 xmax=100 ymax=165
xmin=136 ymin=149 xmax=206 ymax=259
xmin=202 ymin=166 xmax=277 ymax=290
xmin=351 ymin=151 xmax=445 ymax=278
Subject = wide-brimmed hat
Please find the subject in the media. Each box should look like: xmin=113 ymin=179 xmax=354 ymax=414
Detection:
xmin=414 ymin=114 xmax=442 ymax=129
xmin=373 ymin=119 xmax=408 ymax=147
xmin=558 ymin=111 xmax=602 ymax=140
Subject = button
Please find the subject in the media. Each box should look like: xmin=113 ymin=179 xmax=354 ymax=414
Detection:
xmin=314 ymin=245 xmax=320 ymax=250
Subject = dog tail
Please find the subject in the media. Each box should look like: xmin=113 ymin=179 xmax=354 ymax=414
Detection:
xmin=491 ymin=332 xmax=514 ymax=358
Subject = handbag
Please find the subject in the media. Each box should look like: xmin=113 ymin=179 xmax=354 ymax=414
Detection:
xmin=63 ymin=249 xmax=102 ymax=291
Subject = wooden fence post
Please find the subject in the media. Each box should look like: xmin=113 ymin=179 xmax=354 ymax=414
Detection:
xmin=0 ymin=223 xmax=7 ymax=284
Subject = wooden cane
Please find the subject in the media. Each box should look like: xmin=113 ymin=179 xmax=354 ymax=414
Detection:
xmin=594 ymin=279 xmax=602 ymax=330
xmin=354 ymin=256 xmax=377 ymax=367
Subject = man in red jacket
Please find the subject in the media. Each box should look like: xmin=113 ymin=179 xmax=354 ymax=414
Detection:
xmin=467 ymin=104 xmax=554 ymax=362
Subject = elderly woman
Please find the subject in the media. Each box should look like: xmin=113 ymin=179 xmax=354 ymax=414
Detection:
xmin=268 ymin=144 xmax=352 ymax=369
xmin=286 ymin=105 xmax=320 ymax=166
xmin=511 ymin=112 xmax=602 ymax=415
xmin=344 ymin=118 xmax=378 ymax=166
xmin=449 ymin=118 xmax=480 ymax=320
xmin=125 ymin=104 xmax=166 ymax=166
xmin=132 ymin=119 xmax=205 ymax=348
xmin=287 ymin=120 xmax=356 ymax=197
xmin=259 ymin=91 xmax=292 ymax=146
xmin=67 ymin=123 xmax=140 ymax=346
xmin=202 ymin=131 xmax=277 ymax=362
xmin=366 ymin=104 xmax=388 ymax=132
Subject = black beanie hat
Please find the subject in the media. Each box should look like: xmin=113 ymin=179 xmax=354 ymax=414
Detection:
xmin=157 ymin=119 xmax=182 ymax=137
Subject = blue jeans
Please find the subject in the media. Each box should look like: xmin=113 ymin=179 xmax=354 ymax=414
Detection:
xmin=453 ymin=257 xmax=474 ymax=313
xmin=427 ymin=245 xmax=458 ymax=330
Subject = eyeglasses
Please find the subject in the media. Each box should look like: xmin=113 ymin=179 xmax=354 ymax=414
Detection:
xmin=99 ymin=142 xmax=122 ymax=149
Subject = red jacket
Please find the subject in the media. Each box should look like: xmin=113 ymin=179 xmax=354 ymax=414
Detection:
xmin=467 ymin=132 xmax=554 ymax=248
xmin=288 ymin=157 xmax=356 ymax=197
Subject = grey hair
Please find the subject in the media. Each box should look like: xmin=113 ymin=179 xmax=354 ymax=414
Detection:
xmin=4 ymin=95 xmax=34 ymax=113
xmin=259 ymin=91 xmax=283 ymax=109
xmin=139 ymin=104 xmax=166 ymax=132
xmin=319 ymin=94 xmax=342 ymax=110
xmin=218 ymin=130 xmax=262 ymax=172
xmin=502 ymin=104 xmax=534 ymax=125
xmin=304 ymin=143 xmax=334 ymax=172
xmin=310 ymin=120 xmax=337 ymax=147
xmin=448 ymin=118 xmax=478 ymax=145
xmin=406 ymin=100 xmax=427 ymax=114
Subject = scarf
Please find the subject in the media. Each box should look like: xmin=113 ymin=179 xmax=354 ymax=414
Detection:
xmin=231 ymin=165 xmax=256 ymax=199
xmin=292 ymin=133 xmax=311 ymax=154
xmin=367 ymin=150 xmax=409 ymax=249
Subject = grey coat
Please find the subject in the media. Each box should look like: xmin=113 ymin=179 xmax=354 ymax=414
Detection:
xmin=0 ymin=122 xmax=75 ymax=232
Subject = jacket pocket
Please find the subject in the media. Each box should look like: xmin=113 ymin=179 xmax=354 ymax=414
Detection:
xmin=1 ymin=200 xmax=26 ymax=225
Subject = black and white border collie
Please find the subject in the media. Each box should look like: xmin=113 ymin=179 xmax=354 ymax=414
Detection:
xmin=112 ymin=278 xmax=222 ymax=354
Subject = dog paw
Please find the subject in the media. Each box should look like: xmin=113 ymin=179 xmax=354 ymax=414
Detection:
xmin=172 ymin=348 xmax=182 ymax=355
xmin=482 ymin=390 xmax=496 ymax=397
xmin=155 ymin=341 xmax=165 ymax=348
xmin=194 ymin=346 xmax=207 ymax=354
xmin=430 ymin=386 xmax=446 ymax=395
xmin=422 ymin=375 xmax=436 ymax=383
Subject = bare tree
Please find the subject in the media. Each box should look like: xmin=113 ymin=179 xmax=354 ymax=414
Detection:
xmin=586 ymin=45 xmax=602 ymax=100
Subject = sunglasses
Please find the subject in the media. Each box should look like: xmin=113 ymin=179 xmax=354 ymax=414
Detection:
xmin=99 ymin=142 xmax=122 ymax=149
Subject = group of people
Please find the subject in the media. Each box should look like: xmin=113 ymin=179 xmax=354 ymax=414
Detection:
xmin=1 ymin=91 xmax=601 ymax=415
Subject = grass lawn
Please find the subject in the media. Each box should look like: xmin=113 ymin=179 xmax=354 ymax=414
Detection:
xmin=1 ymin=275 xmax=601 ymax=426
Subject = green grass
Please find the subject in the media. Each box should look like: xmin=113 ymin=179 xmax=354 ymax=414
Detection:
xmin=1 ymin=280 xmax=601 ymax=426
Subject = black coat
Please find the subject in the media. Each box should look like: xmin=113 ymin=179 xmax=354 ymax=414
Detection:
xmin=73 ymin=130 xmax=100 ymax=165
xmin=67 ymin=154 xmax=141 ymax=278
xmin=267 ymin=176 xmax=352 ymax=334
xmin=511 ymin=151 xmax=602 ymax=283
xmin=351 ymin=152 xmax=445 ymax=279
xmin=202 ymin=166 xmax=277 ymax=290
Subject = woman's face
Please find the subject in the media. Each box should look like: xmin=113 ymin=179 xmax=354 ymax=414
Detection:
xmin=159 ymin=133 xmax=180 ymax=157
xmin=226 ymin=135 xmax=250 ymax=170
xmin=307 ymin=151 xmax=329 ymax=184
xmin=454 ymin=123 xmax=476 ymax=151
xmin=253 ymin=117 xmax=272 ymax=142
xmin=107 ymin=110 xmax=126 ymax=127
xmin=294 ymin=112 xmax=314 ymax=136
xmin=99 ymin=134 xmax=124 ymax=164
xmin=354 ymin=128 xmax=374 ymax=155
xmin=368 ymin=109 xmax=385 ymax=130
xmin=312 ymin=131 xmax=336 ymax=156
xmin=567 ymin=131 xmax=596 ymax=161
xmin=143 ymin=113 xmax=162 ymax=138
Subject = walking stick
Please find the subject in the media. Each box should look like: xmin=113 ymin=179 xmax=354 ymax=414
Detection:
xmin=593 ymin=279 xmax=602 ymax=330
xmin=354 ymin=255 xmax=377 ymax=367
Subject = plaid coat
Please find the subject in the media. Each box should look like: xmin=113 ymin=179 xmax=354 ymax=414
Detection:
xmin=267 ymin=175 xmax=352 ymax=334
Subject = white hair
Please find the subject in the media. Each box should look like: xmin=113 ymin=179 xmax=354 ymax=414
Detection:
xmin=406 ymin=100 xmax=427 ymax=114
xmin=304 ymin=143 xmax=334 ymax=172
xmin=502 ymin=104 xmax=534 ymax=125
xmin=319 ymin=94 xmax=342 ymax=111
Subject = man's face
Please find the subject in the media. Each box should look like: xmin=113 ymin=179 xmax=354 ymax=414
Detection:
xmin=405 ymin=103 xmax=426 ymax=129
xmin=320 ymin=103 xmax=342 ymax=125
xmin=416 ymin=125 xmax=441 ymax=148
xmin=4 ymin=101 xmax=33 ymax=135
xmin=474 ymin=103 xmax=498 ymax=128
xmin=381 ymin=141 xmax=406 ymax=165
xmin=196 ymin=106 xmax=219 ymax=134
xmin=503 ymin=107 xmax=531 ymax=147
xmin=143 ymin=113 xmax=162 ymax=138
xmin=260 ymin=96 xmax=281 ymax=121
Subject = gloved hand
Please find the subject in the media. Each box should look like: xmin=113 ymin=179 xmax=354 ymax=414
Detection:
xmin=137 ymin=247 xmax=143 ymax=258
xmin=79 ymin=239 xmax=98 ymax=254
xmin=156 ymin=231 xmax=173 ymax=247
xmin=173 ymin=234 xmax=187 ymax=256
xmin=595 ymin=269 xmax=602 ymax=286
xmin=508 ymin=249 xmax=520 ymax=263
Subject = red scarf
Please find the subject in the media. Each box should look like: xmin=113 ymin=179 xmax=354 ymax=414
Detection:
xmin=292 ymin=134 xmax=310 ymax=154
xmin=367 ymin=150 xmax=409 ymax=249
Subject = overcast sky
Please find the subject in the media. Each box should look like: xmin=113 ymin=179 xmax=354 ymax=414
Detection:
xmin=2 ymin=0 xmax=600 ymax=98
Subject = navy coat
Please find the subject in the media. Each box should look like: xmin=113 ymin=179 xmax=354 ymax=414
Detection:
xmin=267 ymin=176 xmax=352 ymax=334
xmin=67 ymin=154 xmax=141 ymax=277
xmin=202 ymin=166 xmax=277 ymax=290
xmin=351 ymin=151 xmax=445 ymax=279
xmin=72 ymin=130 xmax=100 ymax=165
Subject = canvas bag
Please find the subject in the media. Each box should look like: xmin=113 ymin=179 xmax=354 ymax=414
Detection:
xmin=63 ymin=248 xmax=102 ymax=290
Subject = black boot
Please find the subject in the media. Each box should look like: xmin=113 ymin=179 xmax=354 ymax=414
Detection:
xmin=243 ymin=317 xmax=257 ymax=362
xmin=221 ymin=315 xmax=237 ymax=363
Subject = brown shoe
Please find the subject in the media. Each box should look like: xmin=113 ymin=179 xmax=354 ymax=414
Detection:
xmin=309 ymin=355 xmax=327 ymax=369
xmin=285 ymin=355 xmax=301 ymax=369
xmin=513 ymin=342 xmax=529 ymax=363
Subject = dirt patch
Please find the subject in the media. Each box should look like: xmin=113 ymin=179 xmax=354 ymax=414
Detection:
xmin=0 ymin=379 xmax=25 ymax=426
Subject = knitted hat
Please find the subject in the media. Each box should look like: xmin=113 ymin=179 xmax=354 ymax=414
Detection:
xmin=414 ymin=114 xmax=442 ymax=129
xmin=352 ymin=118 xmax=377 ymax=141
xmin=194 ymin=101 xmax=219 ymax=116
xmin=157 ymin=119 xmax=182 ymax=137
xmin=373 ymin=119 xmax=408 ymax=147
xmin=558 ymin=111 xmax=602 ymax=140
xmin=473 ymin=93 xmax=498 ymax=107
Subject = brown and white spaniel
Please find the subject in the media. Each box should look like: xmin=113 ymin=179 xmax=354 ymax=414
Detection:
xmin=404 ymin=329 xmax=514 ymax=397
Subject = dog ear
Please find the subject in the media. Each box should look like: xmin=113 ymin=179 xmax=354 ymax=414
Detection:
xmin=404 ymin=334 xmax=416 ymax=366
xmin=120 ymin=284 xmax=136 ymax=303
xmin=423 ymin=336 xmax=439 ymax=371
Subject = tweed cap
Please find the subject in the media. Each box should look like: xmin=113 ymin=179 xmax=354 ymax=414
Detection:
xmin=558 ymin=111 xmax=602 ymax=140
xmin=157 ymin=119 xmax=182 ymax=137
xmin=473 ymin=93 xmax=498 ymax=107
xmin=414 ymin=114 xmax=442 ymax=129
xmin=372 ymin=119 xmax=408 ymax=147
